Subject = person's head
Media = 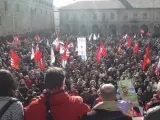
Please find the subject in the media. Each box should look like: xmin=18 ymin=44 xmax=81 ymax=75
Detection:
xmin=0 ymin=69 xmax=16 ymax=97
xmin=137 ymin=88 xmax=142 ymax=94
xmin=44 ymin=67 xmax=65 ymax=90
xmin=100 ymin=84 xmax=116 ymax=101
xmin=122 ymin=87 xmax=128 ymax=95
xmin=147 ymin=86 xmax=151 ymax=92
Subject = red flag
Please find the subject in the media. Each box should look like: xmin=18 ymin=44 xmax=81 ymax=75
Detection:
xmin=10 ymin=50 xmax=20 ymax=70
xmin=100 ymin=42 xmax=107 ymax=57
xmin=146 ymin=32 xmax=151 ymax=37
xmin=142 ymin=44 xmax=150 ymax=70
xmin=34 ymin=35 xmax=40 ymax=41
xmin=155 ymin=65 xmax=158 ymax=77
xmin=118 ymin=44 xmax=122 ymax=55
xmin=62 ymin=43 xmax=69 ymax=68
xmin=34 ymin=44 xmax=41 ymax=63
xmin=140 ymin=29 xmax=144 ymax=34
xmin=133 ymin=43 xmax=139 ymax=56
xmin=39 ymin=58 xmax=44 ymax=71
xmin=125 ymin=36 xmax=131 ymax=49
xmin=95 ymin=49 xmax=101 ymax=63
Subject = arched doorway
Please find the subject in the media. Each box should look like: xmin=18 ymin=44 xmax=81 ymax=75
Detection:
xmin=108 ymin=24 xmax=116 ymax=36
xmin=131 ymin=25 xmax=138 ymax=34
xmin=154 ymin=24 xmax=160 ymax=36
xmin=80 ymin=25 xmax=87 ymax=36
xmin=121 ymin=25 xmax=129 ymax=34
xmin=64 ymin=24 xmax=71 ymax=35
xmin=92 ymin=24 xmax=99 ymax=34
xmin=140 ymin=24 xmax=148 ymax=34
xmin=72 ymin=24 xmax=79 ymax=35
xmin=100 ymin=25 xmax=107 ymax=37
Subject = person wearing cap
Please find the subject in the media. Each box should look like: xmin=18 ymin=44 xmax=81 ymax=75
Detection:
xmin=25 ymin=67 xmax=90 ymax=120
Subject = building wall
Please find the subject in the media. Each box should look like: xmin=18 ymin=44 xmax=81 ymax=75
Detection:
xmin=59 ymin=8 xmax=160 ymax=36
xmin=0 ymin=0 xmax=54 ymax=36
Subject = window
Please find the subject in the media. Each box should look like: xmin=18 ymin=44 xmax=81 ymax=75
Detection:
xmin=93 ymin=13 xmax=97 ymax=20
xmin=111 ymin=13 xmax=114 ymax=20
xmin=133 ymin=13 xmax=138 ymax=20
xmin=0 ymin=16 xmax=2 ymax=25
xmin=16 ymin=4 xmax=19 ymax=12
xmin=4 ymin=1 xmax=7 ymax=11
xmin=143 ymin=13 xmax=147 ymax=20
xmin=123 ymin=14 xmax=128 ymax=20
xmin=102 ymin=13 xmax=106 ymax=21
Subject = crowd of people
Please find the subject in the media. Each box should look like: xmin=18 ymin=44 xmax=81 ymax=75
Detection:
xmin=0 ymin=33 xmax=160 ymax=120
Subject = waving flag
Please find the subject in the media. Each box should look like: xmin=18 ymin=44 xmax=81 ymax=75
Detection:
xmin=118 ymin=44 xmax=122 ymax=55
xmin=10 ymin=50 xmax=20 ymax=70
xmin=34 ymin=35 xmax=40 ymax=41
xmin=140 ymin=29 xmax=144 ymax=34
xmin=125 ymin=36 xmax=131 ymax=49
xmin=77 ymin=37 xmax=86 ymax=56
xmin=62 ymin=43 xmax=69 ymax=68
xmin=50 ymin=47 xmax=55 ymax=65
xmin=93 ymin=34 xmax=97 ymax=40
xmin=88 ymin=33 xmax=92 ymax=41
xmin=34 ymin=44 xmax=41 ymax=63
xmin=142 ymin=44 xmax=150 ymax=70
xmin=39 ymin=57 xmax=44 ymax=71
xmin=133 ymin=43 xmax=139 ymax=56
xmin=96 ymin=49 xmax=101 ymax=63
xmin=146 ymin=32 xmax=151 ymax=37
xmin=100 ymin=42 xmax=107 ymax=57
xmin=46 ymin=39 xmax=50 ymax=47
xmin=31 ymin=44 xmax=35 ymax=60
xmin=24 ymin=39 xmax=29 ymax=44
xmin=52 ymin=38 xmax=60 ymax=51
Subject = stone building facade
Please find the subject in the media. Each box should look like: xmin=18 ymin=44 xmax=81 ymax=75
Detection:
xmin=59 ymin=0 xmax=160 ymax=36
xmin=0 ymin=0 xmax=54 ymax=36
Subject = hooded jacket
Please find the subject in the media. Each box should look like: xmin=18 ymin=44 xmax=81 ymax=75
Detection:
xmin=83 ymin=101 xmax=132 ymax=120
xmin=25 ymin=90 xmax=90 ymax=120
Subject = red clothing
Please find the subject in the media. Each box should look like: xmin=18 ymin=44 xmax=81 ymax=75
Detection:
xmin=25 ymin=80 xmax=32 ymax=89
xmin=68 ymin=90 xmax=79 ymax=96
xmin=25 ymin=91 xmax=90 ymax=120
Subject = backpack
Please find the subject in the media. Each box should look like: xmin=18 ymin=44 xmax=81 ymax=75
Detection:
xmin=0 ymin=98 xmax=18 ymax=119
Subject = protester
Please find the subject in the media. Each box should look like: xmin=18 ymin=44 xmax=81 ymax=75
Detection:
xmin=83 ymin=84 xmax=132 ymax=120
xmin=25 ymin=67 xmax=90 ymax=120
xmin=0 ymin=69 xmax=24 ymax=120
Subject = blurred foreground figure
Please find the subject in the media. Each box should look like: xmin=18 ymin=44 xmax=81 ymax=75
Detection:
xmin=144 ymin=82 xmax=160 ymax=120
xmin=0 ymin=69 xmax=24 ymax=120
xmin=83 ymin=84 xmax=132 ymax=120
xmin=25 ymin=67 xmax=90 ymax=120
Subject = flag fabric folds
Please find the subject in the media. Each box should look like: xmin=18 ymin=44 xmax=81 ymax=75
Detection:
xmin=142 ymin=44 xmax=151 ymax=70
xmin=50 ymin=47 xmax=55 ymax=65
xmin=133 ymin=43 xmax=139 ymax=56
xmin=125 ymin=36 xmax=131 ymax=49
xmin=34 ymin=35 xmax=40 ymax=41
xmin=12 ymin=36 xmax=21 ymax=45
xmin=34 ymin=44 xmax=41 ymax=63
xmin=77 ymin=37 xmax=87 ymax=57
xmin=118 ymin=44 xmax=122 ymax=55
xmin=146 ymin=32 xmax=151 ymax=37
xmin=39 ymin=58 xmax=44 ymax=71
xmin=140 ymin=29 xmax=144 ymax=34
xmin=62 ymin=43 xmax=69 ymax=68
xmin=31 ymin=44 xmax=35 ymax=60
xmin=95 ymin=42 xmax=107 ymax=63
xmin=88 ymin=34 xmax=92 ymax=41
xmin=93 ymin=34 xmax=97 ymax=40
xmin=10 ymin=50 xmax=20 ymax=70
xmin=52 ymin=38 xmax=60 ymax=51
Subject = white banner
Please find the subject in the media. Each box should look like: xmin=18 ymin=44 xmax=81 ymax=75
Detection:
xmin=77 ymin=37 xmax=86 ymax=56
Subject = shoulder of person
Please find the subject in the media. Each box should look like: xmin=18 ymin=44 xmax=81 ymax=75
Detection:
xmin=147 ymin=105 xmax=160 ymax=115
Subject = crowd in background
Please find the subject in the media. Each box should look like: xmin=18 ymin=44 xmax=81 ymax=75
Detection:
xmin=0 ymin=33 xmax=160 ymax=114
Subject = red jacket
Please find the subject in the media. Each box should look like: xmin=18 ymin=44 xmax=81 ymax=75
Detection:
xmin=25 ymin=91 xmax=90 ymax=120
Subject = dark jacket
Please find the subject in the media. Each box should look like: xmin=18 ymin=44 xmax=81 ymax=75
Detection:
xmin=83 ymin=101 xmax=132 ymax=120
xmin=144 ymin=105 xmax=160 ymax=120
